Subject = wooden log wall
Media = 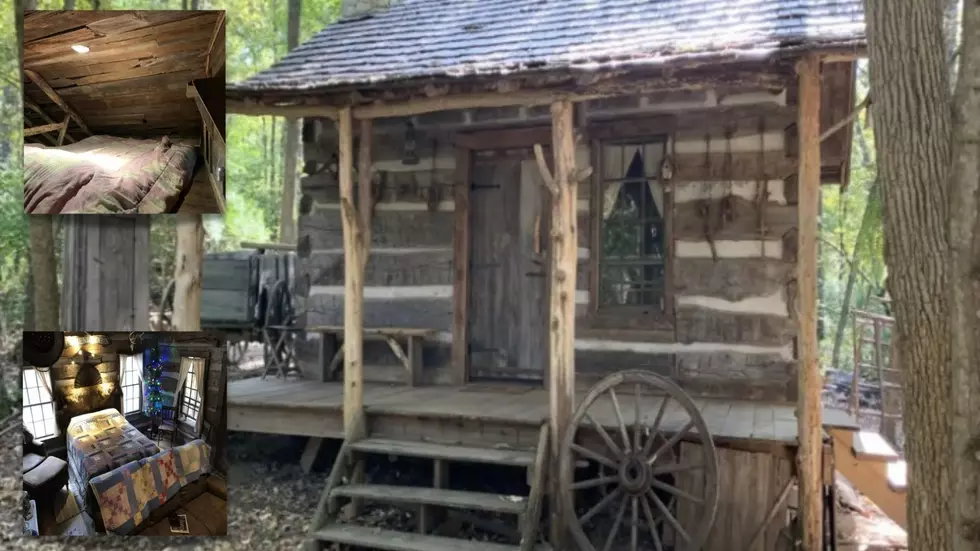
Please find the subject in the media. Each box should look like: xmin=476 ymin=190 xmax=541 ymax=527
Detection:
xmin=297 ymin=79 xmax=829 ymax=402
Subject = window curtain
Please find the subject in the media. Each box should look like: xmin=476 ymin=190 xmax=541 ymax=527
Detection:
xmin=174 ymin=357 xmax=192 ymax=410
xmin=192 ymin=358 xmax=207 ymax=436
xmin=601 ymin=144 xmax=665 ymax=220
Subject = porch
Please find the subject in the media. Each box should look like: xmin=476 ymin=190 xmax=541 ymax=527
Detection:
xmin=228 ymin=377 xmax=858 ymax=453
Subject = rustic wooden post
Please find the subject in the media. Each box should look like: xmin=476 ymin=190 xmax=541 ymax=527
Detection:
xmin=172 ymin=213 xmax=204 ymax=331
xmin=796 ymin=53 xmax=823 ymax=551
xmin=546 ymin=99 xmax=578 ymax=548
xmin=338 ymin=106 xmax=364 ymax=433
xmin=61 ymin=216 xmax=150 ymax=331
xmin=451 ymin=146 xmax=472 ymax=386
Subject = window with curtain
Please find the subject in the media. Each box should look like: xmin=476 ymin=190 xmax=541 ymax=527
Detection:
xmin=22 ymin=368 xmax=56 ymax=440
xmin=597 ymin=139 xmax=669 ymax=313
xmin=178 ymin=358 xmax=204 ymax=426
xmin=120 ymin=354 xmax=143 ymax=415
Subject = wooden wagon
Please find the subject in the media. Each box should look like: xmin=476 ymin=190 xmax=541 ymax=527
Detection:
xmin=160 ymin=243 xmax=299 ymax=376
xmin=225 ymin=1 xmax=874 ymax=549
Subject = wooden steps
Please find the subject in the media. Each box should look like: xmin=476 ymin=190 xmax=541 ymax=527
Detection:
xmin=331 ymin=484 xmax=527 ymax=515
xmin=312 ymin=420 xmax=551 ymax=551
xmin=313 ymin=524 xmax=552 ymax=551
xmin=828 ymin=427 xmax=906 ymax=528
xmin=350 ymin=438 xmax=536 ymax=467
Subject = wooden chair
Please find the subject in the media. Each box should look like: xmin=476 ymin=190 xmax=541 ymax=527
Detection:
xmin=154 ymin=406 xmax=178 ymax=448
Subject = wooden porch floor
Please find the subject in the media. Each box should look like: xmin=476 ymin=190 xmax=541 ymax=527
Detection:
xmin=228 ymin=378 xmax=858 ymax=448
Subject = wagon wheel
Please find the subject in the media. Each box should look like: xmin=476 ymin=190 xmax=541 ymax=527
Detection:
xmin=156 ymin=279 xmax=176 ymax=330
xmin=263 ymin=279 xmax=295 ymax=368
xmin=559 ymin=370 xmax=719 ymax=551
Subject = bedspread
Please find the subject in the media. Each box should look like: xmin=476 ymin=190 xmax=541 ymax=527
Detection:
xmin=24 ymin=135 xmax=197 ymax=214
xmin=66 ymin=409 xmax=159 ymax=511
xmin=89 ymin=439 xmax=211 ymax=534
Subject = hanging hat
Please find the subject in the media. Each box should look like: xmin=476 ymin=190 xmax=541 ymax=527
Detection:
xmin=23 ymin=332 xmax=65 ymax=368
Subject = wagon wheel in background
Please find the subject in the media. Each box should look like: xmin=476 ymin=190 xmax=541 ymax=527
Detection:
xmin=155 ymin=279 xmax=175 ymax=330
xmin=263 ymin=279 xmax=295 ymax=371
xmin=559 ymin=370 xmax=719 ymax=551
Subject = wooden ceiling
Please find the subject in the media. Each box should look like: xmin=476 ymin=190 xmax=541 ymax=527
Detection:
xmin=23 ymin=10 xmax=225 ymax=139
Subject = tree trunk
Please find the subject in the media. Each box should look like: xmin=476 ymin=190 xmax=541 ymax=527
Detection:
xmin=948 ymin=2 xmax=980 ymax=549
xmin=279 ymin=0 xmax=302 ymax=244
xmin=191 ymin=0 xmax=199 ymax=10
xmin=64 ymin=0 xmax=75 ymax=9
xmin=172 ymin=214 xmax=204 ymax=331
xmin=831 ymin=178 xmax=880 ymax=370
xmin=864 ymin=1 xmax=953 ymax=549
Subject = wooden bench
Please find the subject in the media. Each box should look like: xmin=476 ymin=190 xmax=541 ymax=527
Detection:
xmin=306 ymin=326 xmax=438 ymax=387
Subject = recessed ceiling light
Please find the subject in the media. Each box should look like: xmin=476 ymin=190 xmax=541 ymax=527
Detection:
xmin=71 ymin=44 xmax=89 ymax=53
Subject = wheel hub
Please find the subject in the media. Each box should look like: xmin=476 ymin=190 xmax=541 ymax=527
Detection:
xmin=618 ymin=453 xmax=651 ymax=495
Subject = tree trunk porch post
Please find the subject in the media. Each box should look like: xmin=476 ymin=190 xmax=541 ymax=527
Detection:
xmin=338 ymin=107 xmax=364 ymax=433
xmin=546 ymin=99 xmax=579 ymax=548
xmin=796 ymin=53 xmax=823 ymax=551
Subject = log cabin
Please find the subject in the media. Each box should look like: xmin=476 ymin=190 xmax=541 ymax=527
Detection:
xmin=224 ymin=1 xmax=876 ymax=549
xmin=22 ymin=10 xmax=226 ymax=214
xmin=21 ymin=331 xmax=228 ymax=537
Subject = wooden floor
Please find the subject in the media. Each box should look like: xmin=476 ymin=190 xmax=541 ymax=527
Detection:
xmin=228 ymin=378 xmax=858 ymax=448
xmin=175 ymin=165 xmax=220 ymax=213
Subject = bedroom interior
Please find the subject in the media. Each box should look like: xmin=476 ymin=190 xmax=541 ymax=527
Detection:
xmin=22 ymin=9 xmax=226 ymax=214
xmin=21 ymin=331 xmax=228 ymax=537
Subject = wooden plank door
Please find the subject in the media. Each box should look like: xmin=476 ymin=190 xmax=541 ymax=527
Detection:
xmin=468 ymin=149 xmax=548 ymax=381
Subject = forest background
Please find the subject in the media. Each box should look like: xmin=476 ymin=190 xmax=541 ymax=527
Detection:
xmin=0 ymin=0 xmax=889 ymax=414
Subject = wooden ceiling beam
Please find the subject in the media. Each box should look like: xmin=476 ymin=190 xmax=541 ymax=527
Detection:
xmin=205 ymin=12 xmax=226 ymax=77
xmin=23 ymin=99 xmax=75 ymax=144
xmin=25 ymin=69 xmax=93 ymax=136
xmin=25 ymin=121 xmax=66 ymax=136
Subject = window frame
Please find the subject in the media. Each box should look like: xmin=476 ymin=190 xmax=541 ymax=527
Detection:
xmin=178 ymin=358 xmax=204 ymax=428
xmin=587 ymin=133 xmax=674 ymax=331
xmin=119 ymin=354 xmax=143 ymax=416
xmin=22 ymin=367 xmax=57 ymax=441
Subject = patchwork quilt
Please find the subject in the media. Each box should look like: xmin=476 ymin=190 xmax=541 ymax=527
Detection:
xmin=66 ymin=409 xmax=159 ymax=512
xmin=89 ymin=439 xmax=211 ymax=534
xmin=24 ymin=135 xmax=198 ymax=214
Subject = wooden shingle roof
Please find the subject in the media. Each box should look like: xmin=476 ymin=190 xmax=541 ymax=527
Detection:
xmin=231 ymin=0 xmax=865 ymax=95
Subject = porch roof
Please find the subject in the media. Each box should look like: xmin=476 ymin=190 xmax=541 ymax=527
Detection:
xmin=229 ymin=0 xmax=865 ymax=98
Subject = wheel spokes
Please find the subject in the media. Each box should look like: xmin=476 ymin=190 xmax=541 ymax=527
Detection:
xmin=647 ymin=419 xmax=695 ymax=466
xmin=580 ymin=487 xmax=622 ymax=525
xmin=633 ymin=383 xmax=643 ymax=451
xmin=630 ymin=496 xmax=639 ymax=551
xmin=600 ymin=494 xmax=628 ymax=551
xmin=571 ymin=442 xmax=618 ymax=470
xmin=652 ymin=462 xmax=703 ymax=476
xmin=571 ymin=475 xmax=618 ymax=491
xmin=639 ymin=395 xmax=671 ymax=458
xmin=585 ymin=411 xmax=624 ymax=459
xmin=651 ymin=479 xmax=704 ymax=505
xmin=607 ymin=387 xmax=632 ymax=452
xmin=647 ymin=490 xmax=690 ymax=544
xmin=640 ymin=492 xmax=665 ymax=551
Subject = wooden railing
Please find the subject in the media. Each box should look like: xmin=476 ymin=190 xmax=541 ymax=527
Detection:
xmin=851 ymin=309 xmax=903 ymax=448
xmin=187 ymin=83 xmax=226 ymax=213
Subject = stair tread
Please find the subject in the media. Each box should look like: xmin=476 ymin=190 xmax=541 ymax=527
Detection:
xmin=887 ymin=460 xmax=907 ymax=492
xmin=852 ymin=431 xmax=900 ymax=461
xmin=314 ymin=523 xmax=551 ymax=551
xmin=351 ymin=438 xmax=536 ymax=467
xmin=332 ymin=484 xmax=526 ymax=515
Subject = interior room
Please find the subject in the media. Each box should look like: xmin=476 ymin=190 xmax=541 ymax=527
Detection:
xmin=21 ymin=10 xmax=226 ymax=214
xmin=21 ymin=331 xmax=228 ymax=537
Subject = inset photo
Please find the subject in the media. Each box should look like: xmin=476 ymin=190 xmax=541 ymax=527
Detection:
xmin=21 ymin=331 xmax=227 ymax=537
xmin=22 ymin=10 xmax=226 ymax=214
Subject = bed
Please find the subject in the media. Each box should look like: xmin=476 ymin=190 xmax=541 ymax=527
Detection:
xmin=66 ymin=409 xmax=159 ymax=514
xmin=24 ymin=135 xmax=198 ymax=214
